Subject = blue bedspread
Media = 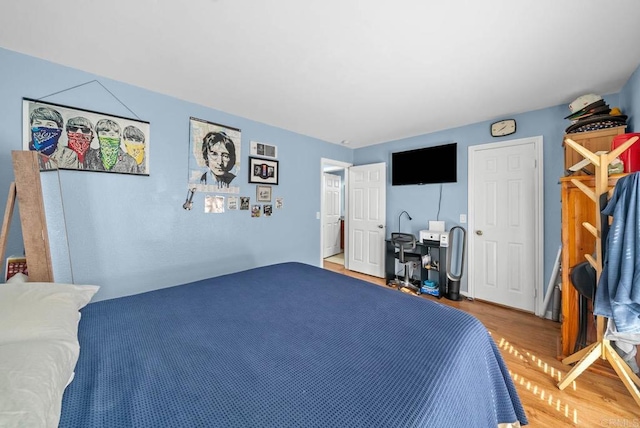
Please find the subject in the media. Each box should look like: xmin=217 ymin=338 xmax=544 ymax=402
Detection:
xmin=60 ymin=262 xmax=527 ymax=427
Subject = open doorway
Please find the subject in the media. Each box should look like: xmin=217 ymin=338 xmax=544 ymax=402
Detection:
xmin=320 ymin=158 xmax=351 ymax=269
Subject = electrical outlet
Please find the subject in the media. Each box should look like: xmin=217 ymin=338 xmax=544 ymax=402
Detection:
xmin=460 ymin=214 xmax=467 ymax=223
xmin=316 ymin=211 xmax=320 ymax=219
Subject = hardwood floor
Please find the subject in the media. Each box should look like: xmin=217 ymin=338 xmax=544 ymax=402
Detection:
xmin=323 ymin=261 xmax=639 ymax=427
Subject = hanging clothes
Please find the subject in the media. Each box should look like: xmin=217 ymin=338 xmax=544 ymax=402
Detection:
xmin=605 ymin=319 xmax=639 ymax=375
xmin=594 ymin=172 xmax=640 ymax=334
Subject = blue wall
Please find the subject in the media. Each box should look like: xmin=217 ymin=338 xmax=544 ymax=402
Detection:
xmin=2 ymin=46 xmax=638 ymax=303
xmin=0 ymin=48 xmax=353 ymax=301
xmin=620 ymin=63 xmax=640 ymax=132
xmin=354 ymin=93 xmax=621 ymax=295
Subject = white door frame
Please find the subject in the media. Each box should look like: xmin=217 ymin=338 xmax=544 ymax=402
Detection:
xmin=320 ymin=158 xmax=352 ymax=268
xmin=467 ymin=136 xmax=544 ymax=316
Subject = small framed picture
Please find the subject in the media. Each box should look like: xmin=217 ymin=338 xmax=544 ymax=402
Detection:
xmin=227 ymin=196 xmax=238 ymax=210
xmin=240 ymin=196 xmax=250 ymax=210
xmin=256 ymin=185 xmax=272 ymax=202
xmin=248 ymin=156 xmax=279 ymax=185
xmin=204 ymin=195 xmax=224 ymax=214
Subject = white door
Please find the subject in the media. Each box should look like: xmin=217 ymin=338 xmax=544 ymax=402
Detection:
xmin=468 ymin=137 xmax=543 ymax=313
xmin=348 ymin=162 xmax=386 ymax=278
xmin=322 ymin=172 xmax=341 ymax=258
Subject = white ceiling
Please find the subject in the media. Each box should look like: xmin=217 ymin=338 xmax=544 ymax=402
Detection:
xmin=2 ymin=0 xmax=640 ymax=148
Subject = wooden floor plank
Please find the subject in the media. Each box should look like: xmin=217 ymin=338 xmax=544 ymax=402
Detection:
xmin=323 ymin=261 xmax=639 ymax=427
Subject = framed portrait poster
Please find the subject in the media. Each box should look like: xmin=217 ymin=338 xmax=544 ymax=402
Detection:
xmin=23 ymin=98 xmax=150 ymax=175
xmin=256 ymin=185 xmax=272 ymax=202
xmin=188 ymin=117 xmax=241 ymax=194
xmin=248 ymin=157 xmax=279 ymax=185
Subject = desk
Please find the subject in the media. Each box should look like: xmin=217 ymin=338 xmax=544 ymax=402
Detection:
xmin=385 ymin=239 xmax=447 ymax=298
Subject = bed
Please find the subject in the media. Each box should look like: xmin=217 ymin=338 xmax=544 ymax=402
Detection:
xmin=2 ymin=262 xmax=528 ymax=427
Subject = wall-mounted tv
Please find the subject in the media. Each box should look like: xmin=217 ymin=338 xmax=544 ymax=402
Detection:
xmin=391 ymin=142 xmax=457 ymax=185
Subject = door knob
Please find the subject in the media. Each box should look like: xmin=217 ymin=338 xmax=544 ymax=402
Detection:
xmin=378 ymin=224 xmax=384 ymax=229
xmin=475 ymin=230 xmax=483 ymax=236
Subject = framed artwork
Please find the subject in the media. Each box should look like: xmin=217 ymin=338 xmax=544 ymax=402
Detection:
xmin=23 ymin=98 xmax=150 ymax=175
xmin=250 ymin=140 xmax=277 ymax=158
xmin=227 ymin=196 xmax=238 ymax=210
xmin=240 ymin=196 xmax=250 ymax=210
xmin=256 ymin=185 xmax=272 ymax=202
xmin=204 ymin=195 xmax=225 ymax=213
xmin=248 ymin=156 xmax=279 ymax=185
xmin=188 ymin=117 xmax=241 ymax=194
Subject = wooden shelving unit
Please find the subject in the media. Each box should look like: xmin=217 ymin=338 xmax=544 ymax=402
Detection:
xmin=557 ymin=135 xmax=640 ymax=407
xmin=559 ymin=174 xmax=623 ymax=359
xmin=563 ymin=126 xmax=626 ymax=175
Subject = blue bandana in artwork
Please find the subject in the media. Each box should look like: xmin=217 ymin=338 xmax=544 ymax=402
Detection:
xmin=30 ymin=127 xmax=62 ymax=155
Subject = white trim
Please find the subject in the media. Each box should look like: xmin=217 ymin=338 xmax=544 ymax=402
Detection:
xmin=467 ymin=136 xmax=544 ymax=315
xmin=320 ymin=158 xmax=352 ymax=269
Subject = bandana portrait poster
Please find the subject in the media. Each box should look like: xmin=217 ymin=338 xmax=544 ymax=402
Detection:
xmin=22 ymin=98 xmax=150 ymax=175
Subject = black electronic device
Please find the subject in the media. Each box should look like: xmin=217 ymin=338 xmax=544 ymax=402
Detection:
xmin=391 ymin=143 xmax=457 ymax=186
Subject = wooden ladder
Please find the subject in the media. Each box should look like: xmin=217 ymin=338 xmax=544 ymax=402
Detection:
xmin=0 ymin=151 xmax=55 ymax=282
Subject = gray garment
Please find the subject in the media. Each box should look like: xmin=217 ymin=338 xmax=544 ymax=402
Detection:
xmin=48 ymin=146 xmax=80 ymax=169
xmin=605 ymin=319 xmax=640 ymax=375
xmin=135 ymin=157 xmax=147 ymax=174
xmin=84 ymin=148 xmax=138 ymax=174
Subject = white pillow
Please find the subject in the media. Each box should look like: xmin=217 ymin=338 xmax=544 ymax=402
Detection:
xmin=0 ymin=282 xmax=99 ymax=343
xmin=6 ymin=272 xmax=28 ymax=283
xmin=0 ymin=282 xmax=99 ymax=428
xmin=0 ymin=340 xmax=79 ymax=428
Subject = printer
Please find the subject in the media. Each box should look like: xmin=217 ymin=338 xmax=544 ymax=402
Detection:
xmin=419 ymin=230 xmax=449 ymax=247
xmin=419 ymin=221 xmax=449 ymax=247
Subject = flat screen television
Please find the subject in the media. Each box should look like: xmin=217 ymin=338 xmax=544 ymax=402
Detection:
xmin=391 ymin=142 xmax=457 ymax=185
